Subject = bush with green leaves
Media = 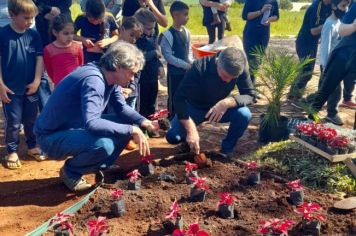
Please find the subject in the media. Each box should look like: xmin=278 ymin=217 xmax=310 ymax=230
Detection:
xmin=279 ymin=0 xmax=293 ymax=10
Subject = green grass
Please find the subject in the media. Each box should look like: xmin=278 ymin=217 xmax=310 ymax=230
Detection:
xmin=70 ymin=3 xmax=305 ymax=37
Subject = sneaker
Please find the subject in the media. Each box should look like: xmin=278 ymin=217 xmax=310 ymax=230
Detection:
xmin=218 ymin=149 xmax=234 ymax=160
xmin=60 ymin=168 xmax=92 ymax=192
xmin=341 ymin=100 xmax=356 ymax=109
xmin=325 ymin=115 xmax=344 ymax=126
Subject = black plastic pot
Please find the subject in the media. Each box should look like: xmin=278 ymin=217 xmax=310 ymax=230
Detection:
xmin=247 ymin=172 xmax=261 ymax=186
xmin=110 ymin=199 xmax=126 ymax=217
xmin=53 ymin=225 xmax=70 ymax=236
xmin=190 ymin=187 xmax=206 ymax=202
xmin=289 ymin=190 xmax=304 ymax=206
xmin=259 ymin=115 xmax=290 ymax=143
xmin=217 ymin=203 xmax=234 ymax=219
xmin=302 ymin=220 xmax=321 ymax=236
xmin=162 ymin=216 xmax=184 ymax=233
xmin=185 ymin=171 xmax=199 ymax=185
xmin=139 ymin=163 xmax=155 ymax=176
xmin=128 ymin=179 xmax=141 ymax=190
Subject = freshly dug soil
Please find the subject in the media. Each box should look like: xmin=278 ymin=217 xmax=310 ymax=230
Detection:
xmin=65 ymin=153 xmax=356 ymax=236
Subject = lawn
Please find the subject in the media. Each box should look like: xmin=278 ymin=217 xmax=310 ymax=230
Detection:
xmin=70 ymin=2 xmax=305 ymax=37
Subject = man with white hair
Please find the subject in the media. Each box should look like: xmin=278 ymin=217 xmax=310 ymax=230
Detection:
xmin=166 ymin=47 xmax=256 ymax=158
xmin=34 ymin=41 xmax=158 ymax=191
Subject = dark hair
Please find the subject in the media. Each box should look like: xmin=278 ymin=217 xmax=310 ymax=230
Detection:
xmin=121 ymin=17 xmax=142 ymax=31
xmin=49 ymin=15 xmax=73 ymax=40
xmin=331 ymin=0 xmax=350 ymax=7
xmin=170 ymin=1 xmax=189 ymax=15
xmin=85 ymin=0 xmax=105 ymax=19
xmin=134 ymin=8 xmax=156 ymax=25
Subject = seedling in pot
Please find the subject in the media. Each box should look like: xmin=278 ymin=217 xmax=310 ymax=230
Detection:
xmin=127 ymin=169 xmax=142 ymax=190
xmin=184 ymin=161 xmax=199 ymax=184
xmin=139 ymin=155 xmax=155 ymax=176
xmin=110 ymin=189 xmax=125 ymax=217
xmin=245 ymin=161 xmax=260 ymax=186
xmin=148 ymin=109 xmax=171 ymax=130
xmin=86 ymin=216 xmax=108 ymax=236
xmin=295 ymin=202 xmax=326 ymax=236
xmin=217 ymin=192 xmax=236 ymax=219
xmin=257 ymin=218 xmax=295 ymax=236
xmin=327 ymin=135 xmax=350 ymax=155
xmin=286 ymin=179 xmax=304 ymax=206
xmin=189 ymin=177 xmax=209 ymax=202
xmin=172 ymin=222 xmax=210 ymax=236
xmin=163 ymin=199 xmax=184 ymax=232
xmin=49 ymin=212 xmax=74 ymax=236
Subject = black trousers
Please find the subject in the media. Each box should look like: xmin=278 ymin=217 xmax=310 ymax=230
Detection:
xmin=139 ymin=81 xmax=158 ymax=118
xmin=205 ymin=20 xmax=225 ymax=44
xmin=312 ymin=47 xmax=356 ymax=112
xmin=167 ymin=73 xmax=185 ymax=118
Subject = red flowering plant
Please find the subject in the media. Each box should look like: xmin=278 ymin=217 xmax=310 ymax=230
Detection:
xmin=172 ymin=222 xmax=210 ymax=236
xmin=257 ymin=218 xmax=295 ymax=236
xmin=245 ymin=161 xmax=258 ymax=170
xmin=296 ymin=122 xmax=324 ymax=138
xmin=111 ymin=189 xmax=124 ymax=201
xmin=294 ymin=202 xmax=326 ymax=222
xmin=141 ymin=154 xmax=154 ymax=164
xmin=148 ymin=109 xmax=169 ymax=120
xmin=49 ymin=212 xmax=74 ymax=235
xmin=217 ymin=192 xmax=236 ymax=207
xmin=86 ymin=216 xmax=108 ymax=236
xmin=185 ymin=161 xmax=198 ymax=173
xmin=127 ymin=169 xmax=142 ymax=183
xmin=165 ymin=199 xmax=181 ymax=220
xmin=286 ymin=179 xmax=304 ymax=191
xmin=327 ymin=135 xmax=350 ymax=150
xmin=189 ymin=177 xmax=209 ymax=191
xmin=317 ymin=127 xmax=337 ymax=143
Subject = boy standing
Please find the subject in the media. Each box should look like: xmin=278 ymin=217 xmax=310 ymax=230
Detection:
xmin=160 ymin=1 xmax=193 ymax=119
xmin=0 ymin=0 xmax=45 ymax=169
xmin=134 ymin=8 xmax=163 ymax=137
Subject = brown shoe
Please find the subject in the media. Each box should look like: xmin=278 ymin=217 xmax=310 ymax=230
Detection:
xmin=225 ymin=21 xmax=232 ymax=31
xmin=211 ymin=13 xmax=221 ymax=25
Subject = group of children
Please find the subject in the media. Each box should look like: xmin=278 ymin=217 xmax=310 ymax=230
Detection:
xmin=0 ymin=0 xmax=193 ymax=169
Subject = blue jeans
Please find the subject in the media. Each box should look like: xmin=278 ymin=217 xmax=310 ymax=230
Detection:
xmin=38 ymin=72 xmax=52 ymax=111
xmin=166 ymin=104 xmax=252 ymax=153
xmin=37 ymin=114 xmax=130 ymax=180
xmin=126 ymin=96 xmax=137 ymax=110
xmin=2 ymin=94 xmax=39 ymax=153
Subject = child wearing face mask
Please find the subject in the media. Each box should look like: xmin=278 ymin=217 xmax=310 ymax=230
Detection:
xmin=316 ymin=0 xmax=352 ymax=125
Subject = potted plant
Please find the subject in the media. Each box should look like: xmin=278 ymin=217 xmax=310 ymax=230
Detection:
xmin=189 ymin=177 xmax=209 ymax=202
xmin=138 ymin=155 xmax=155 ymax=176
xmin=251 ymin=48 xmax=313 ymax=143
xmin=184 ymin=161 xmax=199 ymax=184
xmin=245 ymin=161 xmax=260 ymax=186
xmin=127 ymin=169 xmax=142 ymax=190
xmin=295 ymin=122 xmax=324 ymax=145
xmin=327 ymin=135 xmax=350 ymax=155
xmin=48 ymin=212 xmax=74 ymax=236
xmin=110 ymin=189 xmax=125 ymax=217
xmin=172 ymin=222 xmax=210 ymax=236
xmin=86 ymin=216 xmax=108 ymax=236
xmin=294 ymin=202 xmax=326 ymax=236
xmin=316 ymin=127 xmax=337 ymax=151
xmin=163 ymin=199 xmax=184 ymax=232
xmin=148 ymin=108 xmax=170 ymax=130
xmin=217 ymin=192 xmax=236 ymax=219
xmin=286 ymin=179 xmax=304 ymax=206
xmin=257 ymin=218 xmax=295 ymax=236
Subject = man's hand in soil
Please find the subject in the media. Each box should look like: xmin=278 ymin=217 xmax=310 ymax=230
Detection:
xmin=180 ymin=118 xmax=200 ymax=154
xmin=206 ymin=97 xmax=236 ymax=122
xmin=0 ymin=83 xmax=14 ymax=103
xmin=132 ymin=126 xmax=150 ymax=156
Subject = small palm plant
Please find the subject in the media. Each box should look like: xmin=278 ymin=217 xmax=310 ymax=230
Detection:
xmin=251 ymin=47 xmax=313 ymax=142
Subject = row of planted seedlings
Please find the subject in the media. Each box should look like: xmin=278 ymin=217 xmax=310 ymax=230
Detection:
xmin=46 ymin=154 xmax=327 ymax=236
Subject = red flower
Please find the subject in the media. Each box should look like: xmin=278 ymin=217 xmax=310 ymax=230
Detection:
xmin=127 ymin=169 xmax=142 ymax=183
xmin=187 ymin=223 xmax=210 ymax=236
xmin=286 ymin=179 xmax=304 ymax=191
xmin=172 ymin=229 xmax=186 ymax=236
xmin=165 ymin=199 xmax=181 ymax=220
xmin=86 ymin=216 xmax=108 ymax=236
xmin=49 ymin=212 xmax=74 ymax=235
xmin=297 ymin=122 xmax=324 ymax=136
xmin=111 ymin=189 xmax=124 ymax=200
xmin=327 ymin=135 xmax=350 ymax=149
xmin=294 ymin=202 xmax=326 ymax=222
xmin=189 ymin=177 xmax=209 ymax=191
xmin=317 ymin=127 xmax=337 ymax=141
xmin=148 ymin=109 xmax=169 ymax=120
xmin=141 ymin=154 xmax=154 ymax=164
xmin=245 ymin=161 xmax=258 ymax=170
xmin=217 ymin=192 xmax=236 ymax=206
xmin=258 ymin=218 xmax=295 ymax=236
xmin=185 ymin=161 xmax=198 ymax=173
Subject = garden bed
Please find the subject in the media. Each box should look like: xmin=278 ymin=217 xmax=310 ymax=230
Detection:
xmin=46 ymin=152 xmax=356 ymax=236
